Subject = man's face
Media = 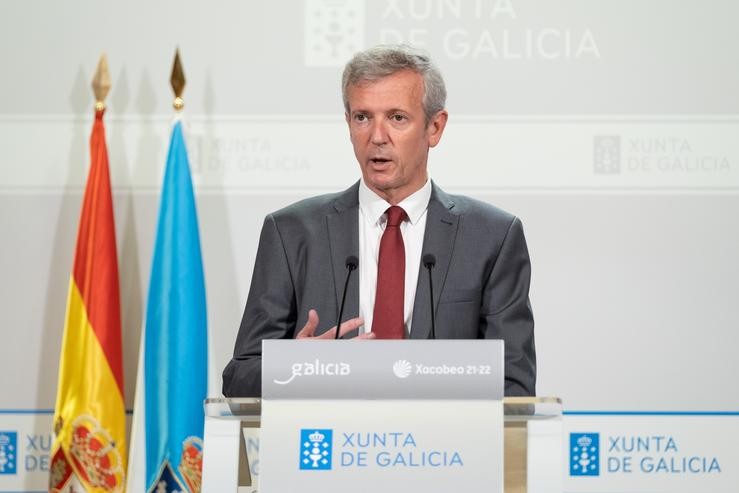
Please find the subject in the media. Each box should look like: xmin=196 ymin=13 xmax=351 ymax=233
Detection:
xmin=345 ymin=69 xmax=448 ymax=204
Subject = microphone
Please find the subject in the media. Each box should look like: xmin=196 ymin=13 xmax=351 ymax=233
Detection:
xmin=335 ymin=255 xmax=359 ymax=339
xmin=423 ymin=254 xmax=437 ymax=340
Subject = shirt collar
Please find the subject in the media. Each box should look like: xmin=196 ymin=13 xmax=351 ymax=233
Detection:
xmin=358 ymin=178 xmax=432 ymax=226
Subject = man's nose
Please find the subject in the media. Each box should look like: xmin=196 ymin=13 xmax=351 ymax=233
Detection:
xmin=370 ymin=120 xmax=388 ymax=145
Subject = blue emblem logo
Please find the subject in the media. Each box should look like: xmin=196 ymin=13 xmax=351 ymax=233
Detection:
xmin=570 ymin=433 xmax=599 ymax=476
xmin=300 ymin=429 xmax=332 ymax=470
xmin=0 ymin=431 xmax=17 ymax=475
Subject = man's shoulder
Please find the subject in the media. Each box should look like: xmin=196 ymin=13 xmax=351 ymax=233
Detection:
xmin=437 ymin=187 xmax=518 ymax=227
xmin=269 ymin=182 xmax=358 ymax=223
xmin=272 ymin=192 xmax=339 ymax=218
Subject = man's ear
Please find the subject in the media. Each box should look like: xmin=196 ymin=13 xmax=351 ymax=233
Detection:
xmin=427 ymin=110 xmax=448 ymax=148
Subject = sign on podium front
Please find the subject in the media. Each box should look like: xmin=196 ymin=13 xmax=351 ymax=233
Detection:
xmin=258 ymin=339 xmax=505 ymax=493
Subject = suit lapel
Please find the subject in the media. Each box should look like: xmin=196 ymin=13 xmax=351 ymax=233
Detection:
xmin=326 ymin=182 xmax=361 ymax=329
xmin=411 ymin=182 xmax=459 ymax=339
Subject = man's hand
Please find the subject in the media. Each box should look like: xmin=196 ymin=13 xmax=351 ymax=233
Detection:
xmin=297 ymin=309 xmax=375 ymax=339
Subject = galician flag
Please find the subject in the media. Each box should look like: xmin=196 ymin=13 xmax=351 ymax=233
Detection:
xmin=127 ymin=118 xmax=208 ymax=493
xmin=50 ymin=107 xmax=127 ymax=492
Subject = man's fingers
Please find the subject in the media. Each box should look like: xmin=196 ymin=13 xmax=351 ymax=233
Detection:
xmin=296 ymin=309 xmax=319 ymax=338
xmin=298 ymin=312 xmax=369 ymax=339
xmin=336 ymin=317 xmax=365 ymax=338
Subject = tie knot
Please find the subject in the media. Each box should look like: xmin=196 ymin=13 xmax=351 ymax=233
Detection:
xmin=385 ymin=206 xmax=406 ymax=227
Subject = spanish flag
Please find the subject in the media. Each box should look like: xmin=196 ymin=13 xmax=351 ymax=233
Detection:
xmin=49 ymin=107 xmax=127 ymax=492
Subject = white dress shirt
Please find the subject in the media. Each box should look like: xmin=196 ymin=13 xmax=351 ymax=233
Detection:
xmin=358 ymin=178 xmax=432 ymax=335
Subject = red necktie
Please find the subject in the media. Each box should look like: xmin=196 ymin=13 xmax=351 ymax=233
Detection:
xmin=372 ymin=206 xmax=406 ymax=339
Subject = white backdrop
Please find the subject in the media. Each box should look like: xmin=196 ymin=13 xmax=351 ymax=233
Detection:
xmin=1 ymin=1 xmax=738 ymax=491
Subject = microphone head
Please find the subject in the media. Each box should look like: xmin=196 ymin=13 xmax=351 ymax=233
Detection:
xmin=346 ymin=255 xmax=359 ymax=270
xmin=423 ymin=253 xmax=436 ymax=268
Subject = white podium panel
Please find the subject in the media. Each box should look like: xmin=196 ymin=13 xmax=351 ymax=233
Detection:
xmin=202 ymin=397 xmax=563 ymax=493
xmin=260 ymin=399 xmax=502 ymax=492
xmin=259 ymin=340 xmax=505 ymax=493
xmin=201 ymin=400 xmax=261 ymax=493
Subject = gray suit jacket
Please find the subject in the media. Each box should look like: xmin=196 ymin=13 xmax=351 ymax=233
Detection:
xmin=222 ymin=181 xmax=536 ymax=397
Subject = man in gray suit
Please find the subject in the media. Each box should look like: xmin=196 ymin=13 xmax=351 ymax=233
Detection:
xmin=223 ymin=45 xmax=536 ymax=397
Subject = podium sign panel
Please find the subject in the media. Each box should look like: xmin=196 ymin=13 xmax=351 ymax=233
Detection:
xmin=259 ymin=340 xmax=504 ymax=493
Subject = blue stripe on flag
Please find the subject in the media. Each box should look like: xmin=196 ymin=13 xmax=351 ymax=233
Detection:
xmin=144 ymin=120 xmax=207 ymax=491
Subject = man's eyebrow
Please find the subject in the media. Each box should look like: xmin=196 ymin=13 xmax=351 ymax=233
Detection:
xmin=348 ymin=108 xmax=414 ymax=120
xmin=351 ymin=107 xmax=409 ymax=114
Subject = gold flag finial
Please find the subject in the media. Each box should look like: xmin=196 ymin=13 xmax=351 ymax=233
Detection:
xmin=91 ymin=54 xmax=111 ymax=111
xmin=170 ymin=48 xmax=186 ymax=111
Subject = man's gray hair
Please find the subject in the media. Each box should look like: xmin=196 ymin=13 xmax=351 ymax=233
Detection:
xmin=342 ymin=45 xmax=447 ymax=122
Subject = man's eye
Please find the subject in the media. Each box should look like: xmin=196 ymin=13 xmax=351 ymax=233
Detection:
xmin=355 ymin=114 xmax=366 ymax=122
xmin=392 ymin=114 xmax=406 ymax=122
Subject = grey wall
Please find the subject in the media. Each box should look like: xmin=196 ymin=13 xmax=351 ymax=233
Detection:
xmin=1 ymin=0 xmax=738 ymax=415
